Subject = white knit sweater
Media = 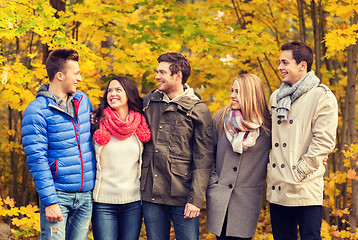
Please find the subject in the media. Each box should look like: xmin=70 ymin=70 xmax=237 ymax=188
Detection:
xmin=93 ymin=134 xmax=143 ymax=204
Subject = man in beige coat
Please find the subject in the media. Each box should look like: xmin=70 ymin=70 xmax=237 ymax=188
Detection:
xmin=267 ymin=41 xmax=338 ymax=240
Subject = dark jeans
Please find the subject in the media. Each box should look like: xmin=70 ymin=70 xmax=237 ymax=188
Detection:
xmin=269 ymin=203 xmax=322 ymax=240
xmin=216 ymin=211 xmax=252 ymax=240
xmin=92 ymin=201 xmax=142 ymax=240
xmin=142 ymin=201 xmax=199 ymax=240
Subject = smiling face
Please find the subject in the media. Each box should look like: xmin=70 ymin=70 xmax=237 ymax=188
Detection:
xmin=155 ymin=62 xmax=183 ymax=97
xmin=230 ymin=80 xmax=241 ymax=110
xmin=61 ymin=60 xmax=82 ymax=94
xmin=106 ymin=80 xmax=128 ymax=111
xmin=278 ymin=50 xmax=307 ymax=86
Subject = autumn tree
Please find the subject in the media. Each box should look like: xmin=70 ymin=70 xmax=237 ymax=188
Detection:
xmin=0 ymin=0 xmax=357 ymax=238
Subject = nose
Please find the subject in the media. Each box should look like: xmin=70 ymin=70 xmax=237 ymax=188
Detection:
xmin=77 ymin=74 xmax=82 ymax=82
xmin=278 ymin=62 xmax=283 ymax=71
xmin=230 ymin=91 xmax=236 ymax=98
xmin=155 ymin=73 xmax=161 ymax=80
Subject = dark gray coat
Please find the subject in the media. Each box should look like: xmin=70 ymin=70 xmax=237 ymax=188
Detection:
xmin=206 ymin=116 xmax=271 ymax=238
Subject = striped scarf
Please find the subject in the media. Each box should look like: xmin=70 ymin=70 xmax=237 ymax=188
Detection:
xmin=224 ymin=108 xmax=261 ymax=154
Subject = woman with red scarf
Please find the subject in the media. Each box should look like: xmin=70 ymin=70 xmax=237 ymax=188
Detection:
xmin=206 ymin=74 xmax=271 ymax=240
xmin=91 ymin=77 xmax=151 ymax=240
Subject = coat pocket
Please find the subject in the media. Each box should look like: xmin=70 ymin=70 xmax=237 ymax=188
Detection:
xmin=169 ymin=157 xmax=192 ymax=198
xmin=140 ymin=150 xmax=152 ymax=191
xmin=50 ymin=159 xmax=58 ymax=179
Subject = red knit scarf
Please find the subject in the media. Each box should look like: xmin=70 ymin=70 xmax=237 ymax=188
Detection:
xmin=93 ymin=106 xmax=151 ymax=146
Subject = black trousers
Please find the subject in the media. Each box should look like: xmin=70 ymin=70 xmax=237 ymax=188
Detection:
xmin=269 ymin=203 xmax=322 ymax=240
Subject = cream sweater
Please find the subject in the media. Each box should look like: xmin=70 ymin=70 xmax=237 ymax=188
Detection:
xmin=93 ymin=134 xmax=143 ymax=204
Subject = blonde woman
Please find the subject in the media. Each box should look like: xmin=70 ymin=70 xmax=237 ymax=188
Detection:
xmin=206 ymin=74 xmax=271 ymax=240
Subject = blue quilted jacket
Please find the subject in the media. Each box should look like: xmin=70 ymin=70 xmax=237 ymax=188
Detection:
xmin=21 ymin=87 xmax=96 ymax=207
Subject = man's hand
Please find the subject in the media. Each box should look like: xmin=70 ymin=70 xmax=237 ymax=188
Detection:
xmin=45 ymin=204 xmax=63 ymax=222
xmin=184 ymin=203 xmax=200 ymax=219
xmin=90 ymin=112 xmax=97 ymax=125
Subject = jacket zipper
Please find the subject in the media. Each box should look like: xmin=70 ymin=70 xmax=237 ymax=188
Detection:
xmin=49 ymin=95 xmax=84 ymax=191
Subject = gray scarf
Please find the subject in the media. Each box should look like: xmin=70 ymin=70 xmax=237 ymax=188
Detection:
xmin=276 ymin=70 xmax=320 ymax=120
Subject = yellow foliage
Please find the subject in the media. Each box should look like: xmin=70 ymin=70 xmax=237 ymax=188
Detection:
xmin=324 ymin=0 xmax=358 ymax=57
xmin=0 ymin=196 xmax=40 ymax=238
xmin=340 ymin=230 xmax=352 ymax=239
xmin=347 ymin=169 xmax=358 ymax=180
xmin=4 ymin=196 xmax=15 ymax=208
xmin=321 ymin=220 xmax=332 ymax=240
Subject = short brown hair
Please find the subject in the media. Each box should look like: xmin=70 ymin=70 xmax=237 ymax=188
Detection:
xmin=46 ymin=48 xmax=79 ymax=81
xmin=281 ymin=42 xmax=313 ymax=72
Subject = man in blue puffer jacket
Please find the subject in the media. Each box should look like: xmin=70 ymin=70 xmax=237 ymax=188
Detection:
xmin=21 ymin=48 xmax=96 ymax=240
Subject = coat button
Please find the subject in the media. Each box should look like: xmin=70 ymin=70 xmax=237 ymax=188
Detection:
xmin=278 ymin=186 xmax=281 ymax=191
xmin=151 ymin=198 xmax=155 ymax=201
xmin=277 ymin=120 xmax=281 ymax=124
xmin=272 ymin=186 xmax=275 ymax=190
xmin=289 ymin=119 xmax=293 ymax=124
xmin=228 ymin=184 xmax=233 ymax=189
xmin=283 ymin=143 xmax=287 ymax=147
xmin=155 ymin=149 xmax=159 ymax=153
xmin=233 ymin=167 xmax=237 ymax=172
xmin=281 ymin=164 xmax=285 ymax=168
xmin=272 ymin=163 xmax=276 ymax=168
xmin=159 ymin=125 xmax=163 ymax=129
xmin=275 ymin=143 xmax=279 ymax=147
xmin=292 ymin=165 xmax=296 ymax=170
xmin=154 ymin=174 xmax=158 ymax=178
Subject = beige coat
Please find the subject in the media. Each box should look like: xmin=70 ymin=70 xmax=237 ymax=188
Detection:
xmin=267 ymin=84 xmax=338 ymax=206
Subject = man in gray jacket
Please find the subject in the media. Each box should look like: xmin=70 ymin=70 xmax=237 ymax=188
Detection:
xmin=267 ymin=42 xmax=338 ymax=239
xmin=140 ymin=52 xmax=213 ymax=240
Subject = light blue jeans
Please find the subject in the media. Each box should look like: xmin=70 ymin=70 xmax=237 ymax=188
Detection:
xmin=39 ymin=191 xmax=93 ymax=240
xmin=142 ymin=201 xmax=199 ymax=240
xmin=92 ymin=201 xmax=142 ymax=240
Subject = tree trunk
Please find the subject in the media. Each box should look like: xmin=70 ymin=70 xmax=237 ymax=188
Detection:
xmin=347 ymin=11 xmax=358 ymax=233
xmin=297 ymin=0 xmax=306 ymax=43
xmin=310 ymin=0 xmax=322 ymax=79
xmin=43 ymin=0 xmax=66 ymax=63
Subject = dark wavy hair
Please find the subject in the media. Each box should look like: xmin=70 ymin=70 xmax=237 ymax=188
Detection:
xmin=157 ymin=52 xmax=191 ymax=84
xmin=91 ymin=76 xmax=143 ymax=134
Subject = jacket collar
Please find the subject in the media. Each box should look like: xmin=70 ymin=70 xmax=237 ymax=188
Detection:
xmin=150 ymin=87 xmax=201 ymax=111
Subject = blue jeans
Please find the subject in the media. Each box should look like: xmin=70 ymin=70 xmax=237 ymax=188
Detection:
xmin=39 ymin=191 xmax=93 ymax=240
xmin=269 ymin=203 xmax=322 ymax=240
xmin=142 ymin=201 xmax=199 ymax=240
xmin=92 ymin=201 xmax=142 ymax=240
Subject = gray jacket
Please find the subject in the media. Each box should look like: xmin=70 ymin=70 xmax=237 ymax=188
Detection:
xmin=140 ymin=88 xmax=214 ymax=208
xmin=206 ymin=113 xmax=271 ymax=238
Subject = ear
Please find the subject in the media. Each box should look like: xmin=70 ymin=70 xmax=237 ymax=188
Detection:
xmin=55 ymin=72 xmax=64 ymax=81
xmin=176 ymin=71 xmax=183 ymax=82
xmin=299 ymin=61 xmax=307 ymax=72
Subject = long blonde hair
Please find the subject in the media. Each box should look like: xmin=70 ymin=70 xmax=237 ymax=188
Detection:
xmin=215 ymin=74 xmax=271 ymax=133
